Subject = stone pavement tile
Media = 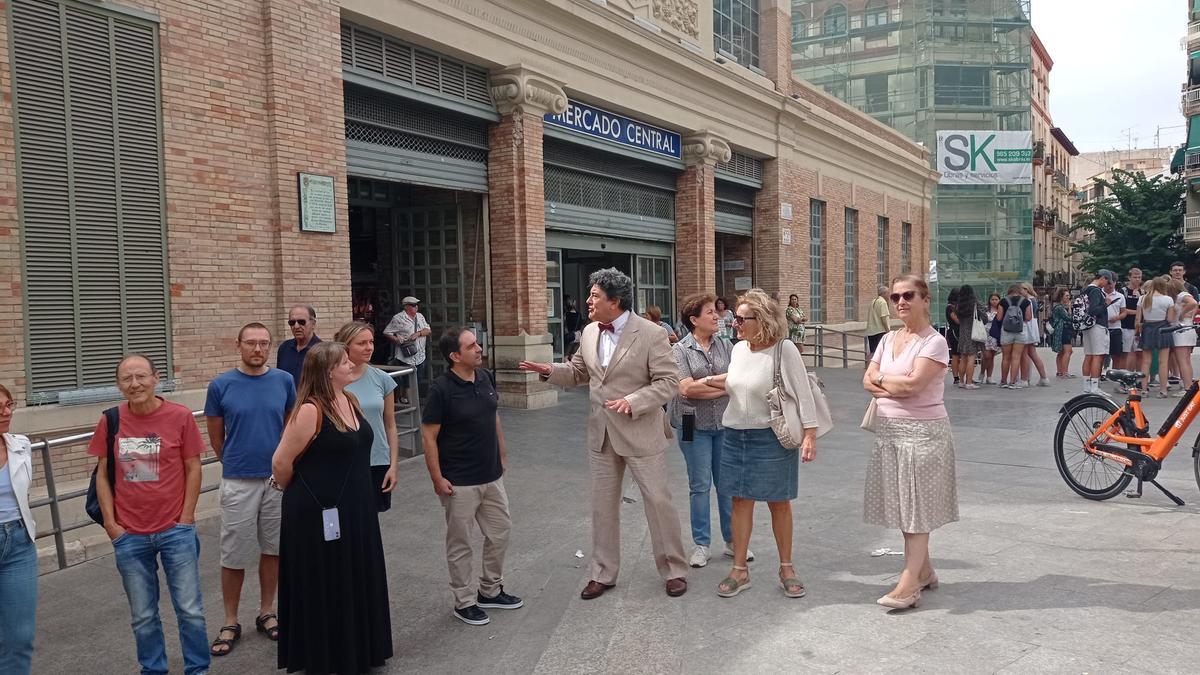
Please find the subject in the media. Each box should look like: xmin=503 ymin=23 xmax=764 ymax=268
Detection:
xmin=896 ymin=630 xmax=1039 ymax=673
xmin=682 ymin=624 xmax=920 ymax=675
xmin=994 ymin=644 xmax=1146 ymax=674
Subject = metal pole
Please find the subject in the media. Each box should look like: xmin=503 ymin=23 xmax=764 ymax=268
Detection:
xmin=842 ymin=332 xmax=848 ymax=368
xmin=816 ymin=327 xmax=824 ymax=368
xmin=36 ymin=437 xmax=68 ymax=571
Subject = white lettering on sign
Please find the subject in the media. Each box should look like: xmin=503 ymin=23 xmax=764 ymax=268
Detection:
xmin=782 ymin=228 xmax=793 ymax=246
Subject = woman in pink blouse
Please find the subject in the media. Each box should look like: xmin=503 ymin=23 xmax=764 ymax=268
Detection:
xmin=862 ymin=275 xmax=959 ymax=610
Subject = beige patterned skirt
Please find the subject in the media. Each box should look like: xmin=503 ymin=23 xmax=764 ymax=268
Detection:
xmin=864 ymin=416 xmax=959 ymax=533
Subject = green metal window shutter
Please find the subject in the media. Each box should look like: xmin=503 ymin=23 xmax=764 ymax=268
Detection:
xmin=1190 ymin=117 xmax=1200 ymax=151
xmin=11 ymin=0 xmax=170 ymax=403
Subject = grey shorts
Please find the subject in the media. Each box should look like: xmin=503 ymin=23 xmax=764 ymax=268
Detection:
xmin=219 ymin=477 xmax=282 ymax=569
xmin=1000 ymin=330 xmax=1023 ymax=346
xmin=1083 ymin=325 xmax=1109 ymax=356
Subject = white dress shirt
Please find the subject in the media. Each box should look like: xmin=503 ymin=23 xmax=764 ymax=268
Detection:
xmin=598 ymin=311 xmax=631 ymax=368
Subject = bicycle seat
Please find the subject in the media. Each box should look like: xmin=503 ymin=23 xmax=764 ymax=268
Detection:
xmin=1103 ymin=369 xmax=1144 ymax=386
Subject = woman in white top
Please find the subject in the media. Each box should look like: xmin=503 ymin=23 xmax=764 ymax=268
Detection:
xmin=706 ymin=289 xmax=818 ymax=599
xmin=1136 ymin=276 xmax=1178 ymax=396
xmin=1019 ymin=283 xmax=1049 ymax=387
xmin=1171 ymin=282 xmax=1198 ymax=397
xmin=0 ymin=383 xmax=37 ymax=674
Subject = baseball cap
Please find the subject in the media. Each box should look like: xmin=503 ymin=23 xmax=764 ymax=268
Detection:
xmin=402 ymin=296 xmax=420 ymax=305
xmin=1097 ymin=269 xmax=1117 ymax=285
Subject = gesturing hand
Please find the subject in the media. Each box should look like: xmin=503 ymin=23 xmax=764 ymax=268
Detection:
xmin=604 ymin=398 xmax=633 ymax=416
xmin=518 ymin=361 xmax=552 ymax=376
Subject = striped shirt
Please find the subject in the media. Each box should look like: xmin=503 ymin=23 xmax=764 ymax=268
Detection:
xmin=669 ymin=333 xmax=732 ymax=431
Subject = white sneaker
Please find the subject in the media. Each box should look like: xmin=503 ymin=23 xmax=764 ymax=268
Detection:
xmin=723 ymin=544 xmax=755 ymax=562
xmin=1012 ymin=381 xmax=1028 ymax=389
xmin=689 ymin=545 xmax=710 ymax=568
xmin=1037 ymin=379 xmax=1050 ymax=387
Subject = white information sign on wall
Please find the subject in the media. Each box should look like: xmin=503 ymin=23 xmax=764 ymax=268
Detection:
xmin=935 ymin=131 xmax=1032 ymax=185
xmin=780 ymin=203 xmax=793 ymax=221
xmin=928 ymin=259 xmax=939 ymax=283
xmin=782 ymin=228 xmax=793 ymax=246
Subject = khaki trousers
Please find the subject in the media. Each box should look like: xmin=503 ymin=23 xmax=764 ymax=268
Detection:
xmin=438 ymin=478 xmax=511 ymax=609
xmin=590 ymin=435 xmax=688 ymax=585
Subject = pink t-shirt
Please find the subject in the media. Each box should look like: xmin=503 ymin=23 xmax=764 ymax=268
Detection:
xmin=870 ymin=327 xmax=951 ymax=420
xmin=87 ymin=399 xmax=205 ymax=534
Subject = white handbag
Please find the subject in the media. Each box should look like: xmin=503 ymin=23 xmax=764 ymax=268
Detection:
xmin=970 ymin=308 xmax=987 ymax=343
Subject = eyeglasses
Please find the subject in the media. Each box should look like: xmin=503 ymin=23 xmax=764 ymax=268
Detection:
xmin=118 ymin=373 xmax=156 ymax=386
xmin=889 ymin=291 xmax=918 ymax=303
xmin=732 ymin=315 xmax=757 ymax=325
xmin=240 ymin=340 xmax=271 ymax=349
xmin=287 ymin=319 xmax=307 ymax=327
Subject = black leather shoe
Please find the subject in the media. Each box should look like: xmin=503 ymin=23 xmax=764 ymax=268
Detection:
xmin=453 ymin=605 xmax=490 ymax=625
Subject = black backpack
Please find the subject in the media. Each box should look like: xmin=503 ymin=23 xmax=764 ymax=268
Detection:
xmin=1002 ymin=296 xmax=1026 ymax=333
xmin=84 ymin=407 xmax=120 ymax=525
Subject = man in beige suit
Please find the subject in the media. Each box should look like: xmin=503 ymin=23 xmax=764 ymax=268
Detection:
xmin=520 ymin=267 xmax=689 ymax=598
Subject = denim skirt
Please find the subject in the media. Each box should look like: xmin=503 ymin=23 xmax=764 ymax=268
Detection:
xmin=720 ymin=427 xmax=798 ymax=502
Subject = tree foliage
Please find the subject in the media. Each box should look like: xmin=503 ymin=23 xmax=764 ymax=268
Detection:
xmin=1069 ymin=170 xmax=1188 ymax=276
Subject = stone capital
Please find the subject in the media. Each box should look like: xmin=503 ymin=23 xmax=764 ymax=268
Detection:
xmin=490 ymin=64 xmax=568 ymax=117
xmin=681 ymin=131 xmax=732 ymax=167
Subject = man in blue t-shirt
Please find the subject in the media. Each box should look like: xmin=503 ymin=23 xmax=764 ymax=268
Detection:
xmin=204 ymin=322 xmax=295 ymax=656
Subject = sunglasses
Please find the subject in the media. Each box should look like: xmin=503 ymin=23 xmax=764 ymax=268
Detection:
xmin=287 ymin=319 xmax=308 ymax=327
xmin=732 ymin=315 xmax=757 ymax=325
xmin=889 ymin=291 xmax=919 ymax=303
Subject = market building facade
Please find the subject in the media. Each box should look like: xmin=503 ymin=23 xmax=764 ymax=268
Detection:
xmin=1 ymin=0 xmax=934 ymax=431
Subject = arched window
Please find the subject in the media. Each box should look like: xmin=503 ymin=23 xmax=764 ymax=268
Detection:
xmin=864 ymin=0 xmax=889 ymax=28
xmin=823 ymin=4 xmax=848 ymax=36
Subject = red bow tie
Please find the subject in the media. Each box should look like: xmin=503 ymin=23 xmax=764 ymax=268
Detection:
xmin=598 ymin=322 xmax=615 ymax=333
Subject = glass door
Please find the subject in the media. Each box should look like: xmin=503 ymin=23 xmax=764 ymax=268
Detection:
xmin=394 ymin=206 xmax=463 ymax=378
xmin=635 ymin=254 xmax=674 ymax=331
xmin=547 ymin=249 xmax=564 ymax=359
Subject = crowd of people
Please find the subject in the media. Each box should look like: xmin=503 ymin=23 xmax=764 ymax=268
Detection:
xmin=936 ymin=262 xmax=1200 ymax=397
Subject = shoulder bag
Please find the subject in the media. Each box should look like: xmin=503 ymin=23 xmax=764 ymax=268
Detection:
xmin=85 ymin=407 xmax=121 ymax=525
xmin=767 ymin=340 xmax=833 ymax=448
xmin=970 ymin=306 xmax=988 ymax=343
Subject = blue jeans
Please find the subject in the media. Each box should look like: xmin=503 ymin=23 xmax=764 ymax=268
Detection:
xmin=112 ymin=524 xmax=209 ymax=675
xmin=0 ymin=520 xmax=37 ymax=675
xmin=678 ymin=428 xmax=732 ymax=547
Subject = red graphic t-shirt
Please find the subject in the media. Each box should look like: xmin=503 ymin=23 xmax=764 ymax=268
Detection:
xmin=87 ymin=399 xmax=204 ymax=534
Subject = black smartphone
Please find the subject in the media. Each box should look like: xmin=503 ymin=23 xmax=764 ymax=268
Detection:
xmin=682 ymin=414 xmax=695 ymax=442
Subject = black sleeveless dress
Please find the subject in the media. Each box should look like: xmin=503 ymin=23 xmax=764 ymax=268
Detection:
xmin=278 ymin=412 xmax=392 ymax=673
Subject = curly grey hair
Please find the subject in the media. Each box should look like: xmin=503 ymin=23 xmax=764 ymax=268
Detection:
xmin=588 ymin=267 xmax=634 ymax=311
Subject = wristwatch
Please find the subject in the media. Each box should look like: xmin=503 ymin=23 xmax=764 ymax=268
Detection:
xmin=874 ymin=374 xmax=885 ymax=386
xmin=703 ymin=376 xmax=712 ymax=386
xmin=267 ymin=476 xmax=283 ymax=492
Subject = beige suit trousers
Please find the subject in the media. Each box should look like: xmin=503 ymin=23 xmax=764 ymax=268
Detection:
xmin=439 ymin=478 xmax=511 ymax=609
xmin=590 ymin=434 xmax=688 ymax=584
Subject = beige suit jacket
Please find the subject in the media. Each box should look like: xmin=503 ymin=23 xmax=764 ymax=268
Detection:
xmin=546 ymin=313 xmax=679 ymax=457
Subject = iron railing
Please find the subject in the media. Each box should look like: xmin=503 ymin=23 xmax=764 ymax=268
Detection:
xmin=804 ymin=325 xmax=873 ymax=368
xmin=1183 ymin=213 xmax=1200 ymax=244
xmin=1182 ymin=86 xmax=1200 ymax=116
xmin=26 ymin=367 xmax=418 ymax=572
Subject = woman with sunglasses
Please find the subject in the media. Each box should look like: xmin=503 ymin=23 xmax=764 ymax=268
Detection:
xmin=863 ymin=275 xmax=958 ymax=610
xmin=709 ymin=289 xmax=819 ymax=599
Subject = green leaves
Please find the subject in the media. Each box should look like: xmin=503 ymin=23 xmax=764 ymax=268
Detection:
xmin=1070 ymin=170 xmax=1188 ymax=275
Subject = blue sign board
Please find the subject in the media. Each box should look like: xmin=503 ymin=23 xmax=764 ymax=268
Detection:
xmin=545 ymin=100 xmax=681 ymax=159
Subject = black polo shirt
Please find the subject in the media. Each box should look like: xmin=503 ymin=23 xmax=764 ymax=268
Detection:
xmin=421 ymin=367 xmax=501 ymax=486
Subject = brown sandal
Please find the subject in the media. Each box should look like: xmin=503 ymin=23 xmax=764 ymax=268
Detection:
xmin=256 ymin=613 xmax=280 ymax=641
xmin=210 ymin=624 xmax=241 ymax=656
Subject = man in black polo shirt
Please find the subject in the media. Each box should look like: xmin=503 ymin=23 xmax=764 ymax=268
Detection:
xmin=421 ymin=326 xmax=522 ymax=626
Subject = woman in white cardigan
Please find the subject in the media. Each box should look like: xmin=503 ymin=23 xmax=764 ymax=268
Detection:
xmin=0 ymin=382 xmax=37 ymax=675
xmin=702 ymin=289 xmax=819 ymax=599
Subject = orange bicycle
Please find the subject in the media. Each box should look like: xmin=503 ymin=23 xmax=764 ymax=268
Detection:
xmin=1053 ymin=361 xmax=1200 ymax=505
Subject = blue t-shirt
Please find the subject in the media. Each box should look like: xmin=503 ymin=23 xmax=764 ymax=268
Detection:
xmin=204 ymin=368 xmax=296 ymax=478
xmin=345 ymin=366 xmax=399 ymax=466
xmin=276 ymin=335 xmax=321 ymax=385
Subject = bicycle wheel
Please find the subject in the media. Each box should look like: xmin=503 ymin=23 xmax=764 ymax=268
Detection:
xmin=1194 ymin=447 xmax=1200 ymax=495
xmin=1053 ymin=396 xmax=1133 ymax=500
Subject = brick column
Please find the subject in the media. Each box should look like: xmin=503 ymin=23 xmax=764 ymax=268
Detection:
xmin=676 ymin=132 xmax=729 ymax=304
xmin=753 ymin=157 xmax=805 ymax=300
xmin=487 ymin=65 xmax=567 ymax=409
xmin=261 ymin=0 xmax=349 ymax=326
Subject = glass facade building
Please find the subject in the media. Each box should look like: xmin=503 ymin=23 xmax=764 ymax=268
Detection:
xmin=792 ymin=0 xmax=1033 ymax=304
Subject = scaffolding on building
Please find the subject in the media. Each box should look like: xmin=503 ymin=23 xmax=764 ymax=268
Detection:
xmin=792 ymin=0 xmax=1033 ymax=302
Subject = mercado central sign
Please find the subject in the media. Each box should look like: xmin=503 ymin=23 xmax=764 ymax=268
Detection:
xmin=936 ymin=130 xmax=1033 ymax=185
xmin=545 ymin=100 xmax=682 ymax=159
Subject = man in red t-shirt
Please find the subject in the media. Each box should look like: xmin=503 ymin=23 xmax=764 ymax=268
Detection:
xmin=88 ymin=354 xmax=209 ymax=675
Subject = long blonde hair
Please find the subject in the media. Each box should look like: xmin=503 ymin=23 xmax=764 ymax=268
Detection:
xmin=290 ymin=341 xmax=361 ymax=432
xmin=736 ymin=289 xmax=786 ymax=345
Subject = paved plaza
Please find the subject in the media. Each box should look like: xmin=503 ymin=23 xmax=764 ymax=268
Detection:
xmin=32 ymin=351 xmax=1200 ymax=674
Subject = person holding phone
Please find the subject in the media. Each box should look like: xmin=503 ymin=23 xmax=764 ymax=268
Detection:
xmin=669 ymin=294 xmax=754 ymax=569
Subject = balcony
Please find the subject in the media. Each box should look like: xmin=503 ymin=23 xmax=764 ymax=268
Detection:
xmin=1183 ymin=213 xmax=1200 ymax=244
xmin=1032 ymin=139 xmax=1045 ymax=165
xmin=1053 ymin=170 xmax=1069 ymax=193
xmin=1032 ymin=205 xmax=1047 ymax=228
xmin=1054 ymin=217 xmax=1070 ymax=238
xmin=1183 ymin=86 xmax=1200 ymax=117
xmin=1186 ymin=149 xmax=1200 ymax=179
xmin=1190 ymin=20 xmax=1200 ymax=53
xmin=1043 ymin=155 xmax=1056 ymax=175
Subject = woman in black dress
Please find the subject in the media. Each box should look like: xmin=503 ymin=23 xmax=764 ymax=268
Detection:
xmin=270 ymin=342 xmax=392 ymax=674
xmin=944 ymin=288 xmax=961 ymax=384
